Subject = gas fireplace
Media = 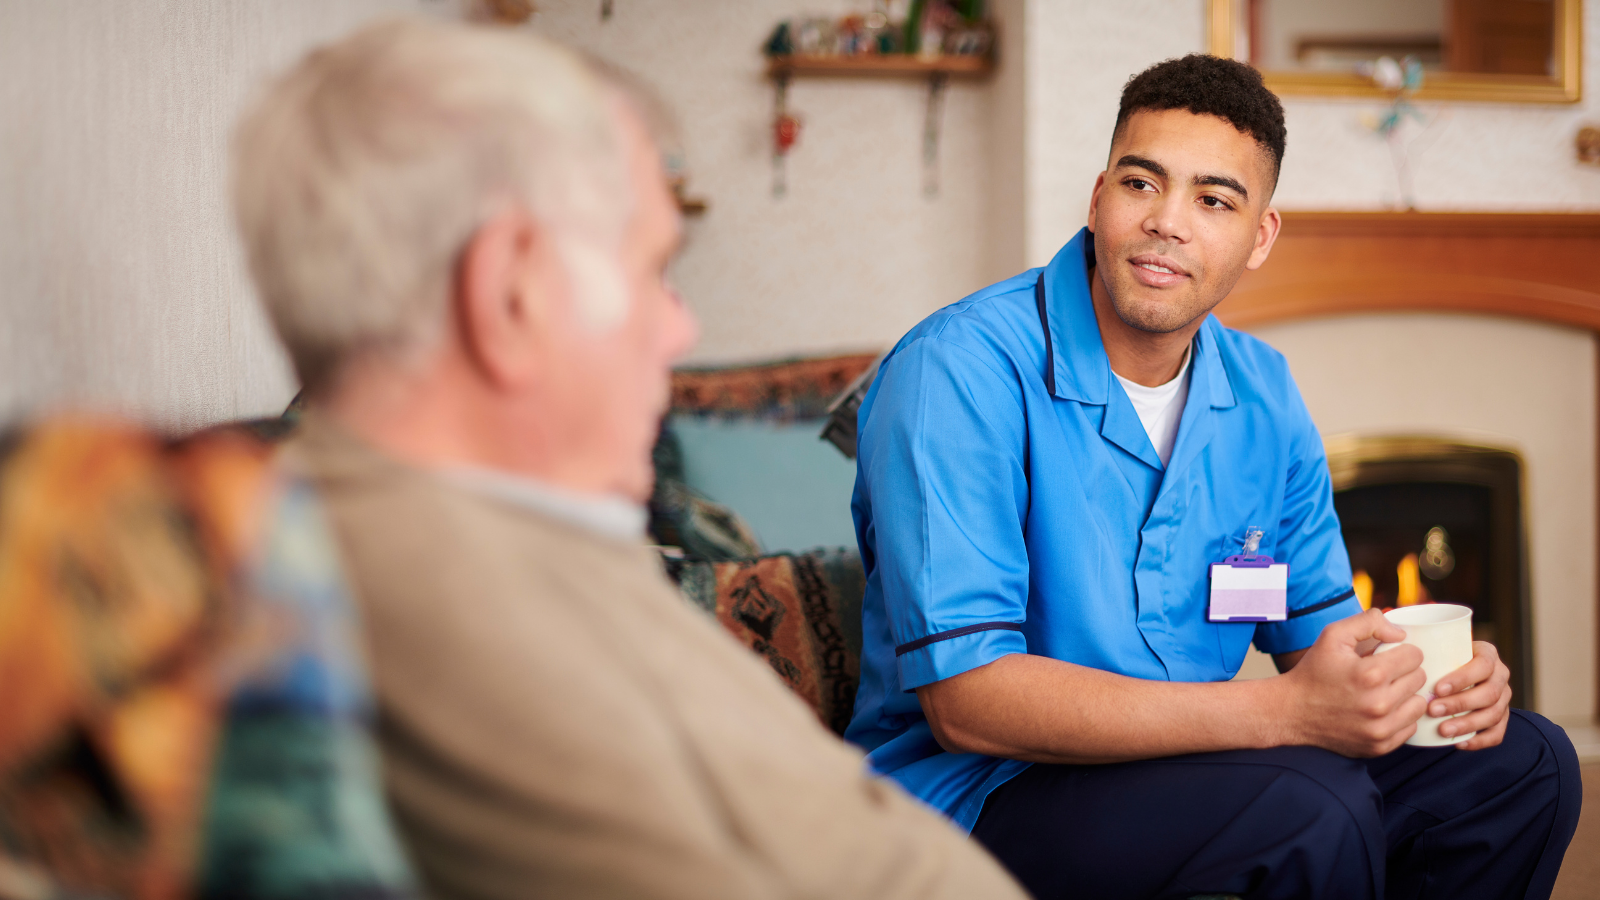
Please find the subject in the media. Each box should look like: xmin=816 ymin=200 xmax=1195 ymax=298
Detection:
xmin=1327 ymin=435 xmax=1531 ymax=706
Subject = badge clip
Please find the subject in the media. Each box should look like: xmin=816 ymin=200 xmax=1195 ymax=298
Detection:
xmin=1209 ymin=526 xmax=1289 ymax=622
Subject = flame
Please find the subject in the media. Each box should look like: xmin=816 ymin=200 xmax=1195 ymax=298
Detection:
xmin=1353 ymin=570 xmax=1373 ymax=610
xmin=1397 ymin=553 xmax=1422 ymax=606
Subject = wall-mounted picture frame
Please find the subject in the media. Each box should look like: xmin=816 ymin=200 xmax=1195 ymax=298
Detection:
xmin=1207 ymin=0 xmax=1582 ymax=103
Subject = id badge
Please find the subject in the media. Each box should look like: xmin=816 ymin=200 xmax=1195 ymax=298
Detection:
xmin=1209 ymin=559 xmax=1289 ymax=622
xmin=1208 ymin=527 xmax=1288 ymax=623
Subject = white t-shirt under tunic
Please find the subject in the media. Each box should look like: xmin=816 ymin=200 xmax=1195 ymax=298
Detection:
xmin=1112 ymin=344 xmax=1193 ymax=468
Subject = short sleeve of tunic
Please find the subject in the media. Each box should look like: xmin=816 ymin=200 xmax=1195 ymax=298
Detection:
xmin=1253 ymin=375 xmax=1360 ymax=654
xmin=858 ymin=335 xmax=1032 ymax=691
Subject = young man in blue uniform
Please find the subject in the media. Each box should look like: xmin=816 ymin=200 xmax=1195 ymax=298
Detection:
xmin=845 ymin=55 xmax=1581 ymax=899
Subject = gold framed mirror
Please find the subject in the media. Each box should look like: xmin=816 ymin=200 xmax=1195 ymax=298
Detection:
xmin=1207 ymin=0 xmax=1582 ymax=103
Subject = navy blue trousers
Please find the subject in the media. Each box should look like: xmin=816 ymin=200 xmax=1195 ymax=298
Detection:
xmin=970 ymin=709 xmax=1581 ymax=900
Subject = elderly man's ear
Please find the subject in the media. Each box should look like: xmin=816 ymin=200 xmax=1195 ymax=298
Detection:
xmin=455 ymin=207 xmax=561 ymax=389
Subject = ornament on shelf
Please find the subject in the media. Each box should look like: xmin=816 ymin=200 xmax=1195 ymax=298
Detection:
xmin=906 ymin=0 xmax=991 ymax=59
xmin=762 ymin=0 xmax=992 ymax=65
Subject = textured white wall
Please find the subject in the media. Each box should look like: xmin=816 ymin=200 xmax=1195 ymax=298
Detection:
xmin=987 ymin=0 xmax=1031 ymax=281
xmin=0 ymin=0 xmax=433 ymax=431
xmin=1248 ymin=314 xmax=1598 ymax=720
xmin=531 ymin=0 xmax=997 ymax=365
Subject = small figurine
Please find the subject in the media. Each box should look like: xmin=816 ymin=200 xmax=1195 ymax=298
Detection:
xmin=763 ymin=21 xmax=794 ymax=58
xmin=795 ymin=17 xmax=835 ymax=56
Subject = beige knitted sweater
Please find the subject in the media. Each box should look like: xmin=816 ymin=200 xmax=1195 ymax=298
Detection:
xmin=284 ymin=420 xmax=1024 ymax=900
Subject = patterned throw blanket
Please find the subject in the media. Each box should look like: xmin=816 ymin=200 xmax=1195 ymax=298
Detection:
xmin=0 ymin=419 xmax=415 ymax=900
xmin=670 ymin=353 xmax=877 ymax=422
xmin=666 ymin=550 xmax=864 ymax=737
xmin=656 ymin=356 xmax=874 ymax=738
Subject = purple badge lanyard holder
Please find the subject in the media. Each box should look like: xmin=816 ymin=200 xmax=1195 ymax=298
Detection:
xmin=1207 ymin=526 xmax=1290 ymax=623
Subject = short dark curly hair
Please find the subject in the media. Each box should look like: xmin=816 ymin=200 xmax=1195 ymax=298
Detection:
xmin=1114 ymin=54 xmax=1286 ymax=187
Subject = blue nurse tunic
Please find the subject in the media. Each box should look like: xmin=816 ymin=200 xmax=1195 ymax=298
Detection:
xmin=844 ymin=228 xmax=1363 ymax=830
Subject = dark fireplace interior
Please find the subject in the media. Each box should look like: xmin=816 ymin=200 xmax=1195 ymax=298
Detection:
xmin=1337 ymin=483 xmax=1491 ymax=625
xmin=1328 ymin=437 xmax=1530 ymax=707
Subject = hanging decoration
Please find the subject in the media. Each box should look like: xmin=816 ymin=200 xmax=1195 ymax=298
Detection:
xmin=1358 ymin=56 xmax=1446 ymax=211
xmin=922 ymin=73 xmax=947 ymax=197
xmin=771 ymin=73 xmax=802 ymax=198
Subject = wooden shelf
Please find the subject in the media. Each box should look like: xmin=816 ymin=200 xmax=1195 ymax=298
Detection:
xmin=765 ymin=54 xmax=993 ymax=79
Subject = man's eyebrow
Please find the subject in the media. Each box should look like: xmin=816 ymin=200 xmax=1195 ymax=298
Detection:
xmin=1195 ymin=173 xmax=1249 ymax=201
xmin=1114 ymin=154 xmax=1167 ymax=178
xmin=1115 ymin=154 xmax=1251 ymax=201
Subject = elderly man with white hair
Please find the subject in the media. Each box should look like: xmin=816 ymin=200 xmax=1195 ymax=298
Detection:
xmin=233 ymin=17 xmax=1025 ymax=900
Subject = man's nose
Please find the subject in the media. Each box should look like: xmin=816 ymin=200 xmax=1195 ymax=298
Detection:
xmin=664 ymin=289 xmax=698 ymax=363
xmin=1144 ymin=194 xmax=1192 ymax=243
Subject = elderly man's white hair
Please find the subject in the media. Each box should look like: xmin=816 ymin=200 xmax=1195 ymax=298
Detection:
xmin=233 ymin=17 xmax=634 ymax=386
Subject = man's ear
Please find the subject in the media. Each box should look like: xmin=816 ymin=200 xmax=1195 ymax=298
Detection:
xmin=1086 ymin=171 xmax=1107 ymax=233
xmin=456 ymin=207 xmax=554 ymax=388
xmin=1245 ymin=206 xmax=1282 ymax=271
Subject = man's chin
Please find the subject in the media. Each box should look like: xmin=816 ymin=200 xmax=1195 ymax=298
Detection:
xmin=1110 ymin=297 xmax=1204 ymax=335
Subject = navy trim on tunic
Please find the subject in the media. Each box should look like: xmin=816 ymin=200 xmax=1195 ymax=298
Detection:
xmin=1287 ymin=588 xmax=1356 ymax=619
xmin=896 ymin=622 xmax=1026 ymax=657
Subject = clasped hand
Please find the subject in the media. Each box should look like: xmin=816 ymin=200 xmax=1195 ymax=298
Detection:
xmin=1276 ymin=608 xmax=1513 ymax=757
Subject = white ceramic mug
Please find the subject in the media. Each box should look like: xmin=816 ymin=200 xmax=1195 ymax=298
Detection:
xmin=1374 ymin=603 xmax=1477 ymax=747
